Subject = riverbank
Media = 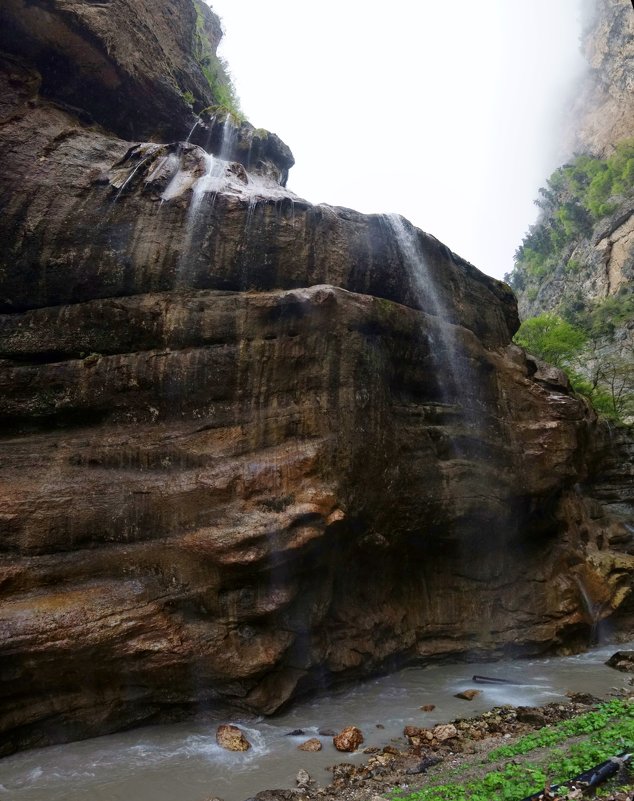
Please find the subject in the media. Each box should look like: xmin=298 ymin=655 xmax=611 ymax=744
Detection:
xmin=2 ymin=644 xmax=633 ymax=801
xmin=248 ymin=691 xmax=634 ymax=801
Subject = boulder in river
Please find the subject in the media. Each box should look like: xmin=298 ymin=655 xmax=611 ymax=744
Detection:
xmin=455 ymin=690 xmax=481 ymax=701
xmin=420 ymin=704 xmax=436 ymax=712
xmin=297 ymin=738 xmax=322 ymax=752
xmin=216 ymin=724 xmax=251 ymax=752
xmin=333 ymin=725 xmax=364 ymax=752
xmin=296 ymin=768 xmax=313 ymax=787
xmin=606 ymin=651 xmax=634 ymax=673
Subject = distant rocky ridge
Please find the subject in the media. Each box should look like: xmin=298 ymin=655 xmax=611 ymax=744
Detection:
xmin=0 ymin=0 xmax=632 ymax=757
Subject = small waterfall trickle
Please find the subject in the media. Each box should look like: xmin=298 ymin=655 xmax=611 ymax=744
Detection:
xmin=575 ymin=575 xmax=606 ymax=646
xmin=112 ymin=152 xmax=152 ymax=202
xmin=185 ymin=117 xmax=201 ymax=144
xmin=187 ymin=152 xmax=216 ymax=220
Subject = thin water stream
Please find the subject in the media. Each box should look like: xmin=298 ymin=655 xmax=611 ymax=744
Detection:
xmin=1 ymin=643 xmax=631 ymax=801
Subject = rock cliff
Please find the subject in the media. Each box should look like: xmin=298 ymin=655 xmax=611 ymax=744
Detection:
xmin=571 ymin=0 xmax=634 ymax=158
xmin=508 ymin=0 xmax=633 ymax=424
xmin=0 ymin=0 xmax=633 ymax=756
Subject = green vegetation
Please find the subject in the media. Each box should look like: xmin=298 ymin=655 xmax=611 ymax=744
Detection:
xmin=191 ymin=0 xmax=244 ymax=120
xmin=505 ymin=139 xmax=634 ymax=422
xmin=390 ymin=700 xmax=634 ymax=801
xmin=513 ymin=313 xmax=586 ymax=369
xmin=512 ymin=290 xmax=634 ymax=422
xmin=505 ymin=139 xmax=634 ymax=291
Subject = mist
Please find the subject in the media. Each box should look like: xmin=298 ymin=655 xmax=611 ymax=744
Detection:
xmin=207 ymin=0 xmax=588 ymax=280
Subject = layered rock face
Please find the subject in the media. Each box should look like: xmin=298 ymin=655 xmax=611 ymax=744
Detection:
xmin=1 ymin=0 xmax=633 ymax=757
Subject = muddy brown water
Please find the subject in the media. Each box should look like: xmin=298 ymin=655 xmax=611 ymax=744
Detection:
xmin=1 ymin=642 xmax=632 ymax=801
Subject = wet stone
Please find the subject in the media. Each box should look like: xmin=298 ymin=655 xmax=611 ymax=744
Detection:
xmin=216 ymin=723 xmax=251 ymax=752
xmin=298 ymin=738 xmax=322 ymax=752
xmin=333 ymin=726 xmax=364 ymax=752
xmin=455 ymin=690 xmax=481 ymax=701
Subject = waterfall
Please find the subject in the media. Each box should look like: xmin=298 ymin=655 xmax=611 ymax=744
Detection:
xmin=185 ymin=117 xmax=201 ymax=143
xmin=188 ymin=152 xmax=216 ymax=219
xmin=384 ymin=213 xmax=478 ymax=422
xmin=575 ymin=575 xmax=606 ymax=646
xmin=112 ymin=152 xmax=152 ymax=202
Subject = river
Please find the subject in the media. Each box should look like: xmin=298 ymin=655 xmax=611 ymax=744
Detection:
xmin=1 ymin=642 xmax=631 ymax=801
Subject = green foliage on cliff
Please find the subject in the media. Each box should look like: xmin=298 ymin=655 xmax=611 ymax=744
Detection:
xmin=192 ymin=0 xmax=243 ymax=119
xmin=505 ymin=139 xmax=634 ymax=291
xmin=513 ymin=312 xmax=587 ymax=368
xmin=513 ymin=308 xmax=634 ymax=421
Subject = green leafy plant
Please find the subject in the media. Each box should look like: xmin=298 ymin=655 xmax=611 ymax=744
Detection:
xmin=390 ymin=701 xmax=634 ymax=801
xmin=191 ymin=0 xmax=244 ymax=120
xmin=513 ymin=313 xmax=586 ymax=368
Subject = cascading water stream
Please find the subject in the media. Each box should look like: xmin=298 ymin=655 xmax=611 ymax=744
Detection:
xmin=185 ymin=117 xmax=201 ymax=143
xmin=384 ymin=213 xmax=479 ymax=437
xmin=575 ymin=575 xmax=606 ymax=646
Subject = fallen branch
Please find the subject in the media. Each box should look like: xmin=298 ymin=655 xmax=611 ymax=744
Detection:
xmin=472 ymin=675 xmax=522 ymax=685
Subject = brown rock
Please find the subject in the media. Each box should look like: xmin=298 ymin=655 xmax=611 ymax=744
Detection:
xmin=333 ymin=726 xmax=364 ymax=752
xmin=432 ymin=724 xmax=459 ymax=742
xmin=295 ymin=768 xmax=312 ymax=788
xmin=606 ymin=651 xmax=634 ymax=673
xmin=420 ymin=704 xmax=436 ymax=712
xmin=404 ymin=725 xmax=426 ymax=739
xmin=515 ymin=707 xmax=547 ymax=726
xmin=297 ymin=738 xmax=322 ymax=752
xmin=216 ymin=724 xmax=251 ymax=752
xmin=455 ymin=690 xmax=481 ymax=701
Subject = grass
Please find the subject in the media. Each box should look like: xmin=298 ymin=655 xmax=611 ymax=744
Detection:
xmin=389 ymin=699 xmax=634 ymax=801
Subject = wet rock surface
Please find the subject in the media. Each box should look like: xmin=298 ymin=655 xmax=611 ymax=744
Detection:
xmin=297 ymin=739 xmax=322 ymax=752
xmin=333 ymin=726 xmax=364 ymax=753
xmin=216 ymin=723 xmax=251 ymax=752
xmin=0 ymin=0 xmax=633 ymax=759
xmin=606 ymin=651 xmax=634 ymax=673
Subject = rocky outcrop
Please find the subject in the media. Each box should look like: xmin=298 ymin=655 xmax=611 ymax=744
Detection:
xmin=0 ymin=0 xmax=633 ymax=758
xmin=0 ymin=0 xmax=223 ymax=142
xmin=516 ymin=198 xmax=634 ymax=323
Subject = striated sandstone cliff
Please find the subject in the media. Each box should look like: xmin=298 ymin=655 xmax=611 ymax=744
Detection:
xmin=0 ymin=0 xmax=633 ymax=757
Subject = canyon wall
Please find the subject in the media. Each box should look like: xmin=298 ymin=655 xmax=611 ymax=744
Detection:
xmin=0 ymin=0 xmax=632 ymax=755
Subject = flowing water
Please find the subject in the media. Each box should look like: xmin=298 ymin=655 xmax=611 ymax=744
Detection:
xmin=1 ymin=643 xmax=631 ymax=801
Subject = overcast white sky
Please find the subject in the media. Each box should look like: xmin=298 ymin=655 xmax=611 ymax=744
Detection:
xmin=207 ymin=1 xmax=588 ymax=280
